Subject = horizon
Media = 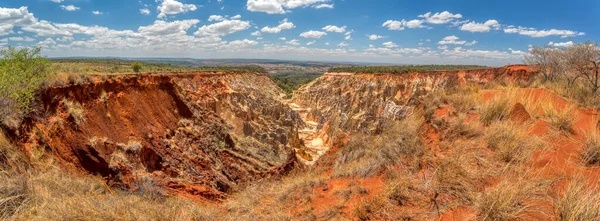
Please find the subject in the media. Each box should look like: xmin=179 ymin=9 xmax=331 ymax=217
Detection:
xmin=1 ymin=0 xmax=597 ymax=66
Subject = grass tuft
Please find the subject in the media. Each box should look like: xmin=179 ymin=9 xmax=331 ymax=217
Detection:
xmin=485 ymin=121 xmax=545 ymax=163
xmin=554 ymin=179 xmax=600 ymax=221
xmin=62 ymin=99 xmax=85 ymax=126
xmin=479 ymin=97 xmax=511 ymax=126
xmin=582 ymin=131 xmax=600 ymax=166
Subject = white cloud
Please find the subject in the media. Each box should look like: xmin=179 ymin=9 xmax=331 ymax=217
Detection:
xmin=8 ymin=36 xmax=35 ymax=42
xmin=382 ymin=41 xmax=398 ymax=48
xmin=246 ymin=0 xmax=329 ymax=14
xmin=322 ymin=25 xmax=346 ymax=33
xmin=286 ymin=39 xmax=300 ymax=45
xmin=0 ymin=24 xmax=14 ymax=36
xmin=194 ymin=19 xmax=250 ymax=36
xmin=465 ymin=40 xmax=478 ymax=46
xmin=230 ymin=15 xmax=242 ymax=20
xmin=382 ymin=19 xmax=424 ymax=30
xmin=60 ymin=5 xmax=80 ymax=11
xmin=306 ymin=40 xmax=316 ymax=45
xmin=140 ymin=8 xmax=151 ymax=15
xmin=460 ymin=20 xmax=500 ymax=32
xmin=418 ymin=11 xmax=462 ymax=24
xmin=92 ymin=11 xmax=103 ymax=15
xmin=261 ymin=18 xmax=295 ymax=33
xmin=368 ymin=34 xmax=384 ymax=40
xmin=338 ymin=42 xmax=349 ymax=47
xmin=226 ymin=39 xmax=258 ymax=48
xmin=157 ymin=0 xmax=197 ymax=19
xmin=50 ymin=0 xmax=63 ymax=3
xmin=279 ymin=37 xmax=286 ymax=40
xmin=251 ymin=31 xmax=261 ymax=36
xmin=300 ymin=30 xmax=327 ymax=38
xmin=138 ymin=19 xmax=199 ymax=36
xmin=208 ymin=15 xmax=225 ymax=21
xmin=504 ymin=25 xmax=584 ymax=38
xmin=438 ymin=36 xmax=467 ymax=45
xmin=313 ymin=4 xmax=333 ymax=9
xmin=548 ymin=41 xmax=574 ymax=47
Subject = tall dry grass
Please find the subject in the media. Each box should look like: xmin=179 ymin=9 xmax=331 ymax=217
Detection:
xmin=554 ymin=179 xmax=600 ymax=221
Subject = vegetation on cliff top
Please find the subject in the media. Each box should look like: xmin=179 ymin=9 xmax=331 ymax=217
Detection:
xmin=52 ymin=58 xmax=266 ymax=74
xmin=328 ymin=65 xmax=491 ymax=74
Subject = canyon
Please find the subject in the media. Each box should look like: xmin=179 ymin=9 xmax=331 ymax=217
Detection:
xmin=7 ymin=64 xmax=600 ymax=220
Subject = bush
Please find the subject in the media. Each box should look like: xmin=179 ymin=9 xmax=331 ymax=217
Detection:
xmin=0 ymin=47 xmax=53 ymax=126
xmin=131 ymin=61 xmax=142 ymax=73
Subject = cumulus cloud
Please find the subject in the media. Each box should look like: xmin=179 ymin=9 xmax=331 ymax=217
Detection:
xmin=92 ymin=11 xmax=103 ymax=15
xmin=194 ymin=19 xmax=250 ymax=36
xmin=226 ymin=39 xmax=258 ymax=48
xmin=460 ymin=20 xmax=500 ymax=32
xmin=50 ymin=0 xmax=63 ymax=3
xmin=157 ymin=0 xmax=197 ymax=19
xmin=418 ymin=11 xmax=462 ymax=24
xmin=313 ymin=4 xmax=334 ymax=9
xmin=368 ymin=34 xmax=384 ymax=40
xmin=438 ymin=36 xmax=467 ymax=45
xmin=60 ymin=5 xmax=80 ymax=11
xmin=208 ymin=15 xmax=225 ymax=21
xmin=338 ymin=42 xmax=349 ymax=47
xmin=300 ymin=30 xmax=327 ymax=38
xmin=322 ymin=25 xmax=346 ymax=33
xmin=306 ymin=40 xmax=316 ymax=45
xmin=382 ymin=19 xmax=424 ymax=30
xmin=504 ymin=25 xmax=584 ymax=38
xmin=246 ymin=0 xmax=329 ymax=14
xmin=140 ymin=8 xmax=151 ymax=15
xmin=138 ymin=19 xmax=199 ymax=36
xmin=286 ymin=39 xmax=300 ymax=45
xmin=261 ymin=18 xmax=295 ymax=33
xmin=382 ymin=41 xmax=398 ymax=48
xmin=548 ymin=41 xmax=574 ymax=47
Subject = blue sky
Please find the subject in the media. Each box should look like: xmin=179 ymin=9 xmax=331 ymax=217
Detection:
xmin=0 ymin=0 xmax=597 ymax=65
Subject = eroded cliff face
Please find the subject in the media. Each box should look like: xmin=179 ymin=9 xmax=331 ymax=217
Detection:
xmin=292 ymin=65 xmax=536 ymax=135
xmin=19 ymin=72 xmax=302 ymax=199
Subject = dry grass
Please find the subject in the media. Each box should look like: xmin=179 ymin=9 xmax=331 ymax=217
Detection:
xmin=333 ymin=116 xmax=423 ymax=177
xmin=475 ymin=173 xmax=551 ymax=221
xmin=581 ymin=131 xmax=600 ymax=166
xmin=354 ymin=197 xmax=392 ymax=220
xmin=0 ymin=168 xmax=219 ymax=220
xmin=543 ymin=103 xmax=576 ymax=134
xmin=479 ymin=96 xmax=511 ymax=126
xmin=554 ymin=179 xmax=600 ymax=221
xmin=485 ymin=121 xmax=545 ymax=164
xmin=62 ymin=99 xmax=85 ymax=126
xmin=117 ymin=140 xmax=142 ymax=153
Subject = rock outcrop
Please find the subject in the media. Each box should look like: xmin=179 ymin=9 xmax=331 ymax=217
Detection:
xmin=18 ymin=72 xmax=302 ymax=199
xmin=293 ymin=65 xmax=537 ymax=134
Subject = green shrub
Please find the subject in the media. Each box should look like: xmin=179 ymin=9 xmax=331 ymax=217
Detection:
xmin=131 ymin=61 xmax=142 ymax=73
xmin=0 ymin=47 xmax=53 ymax=126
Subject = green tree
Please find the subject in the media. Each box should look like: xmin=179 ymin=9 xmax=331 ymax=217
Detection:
xmin=0 ymin=47 xmax=53 ymax=126
xmin=132 ymin=61 xmax=142 ymax=73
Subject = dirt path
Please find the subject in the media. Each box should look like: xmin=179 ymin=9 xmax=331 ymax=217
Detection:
xmin=287 ymin=102 xmax=329 ymax=165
